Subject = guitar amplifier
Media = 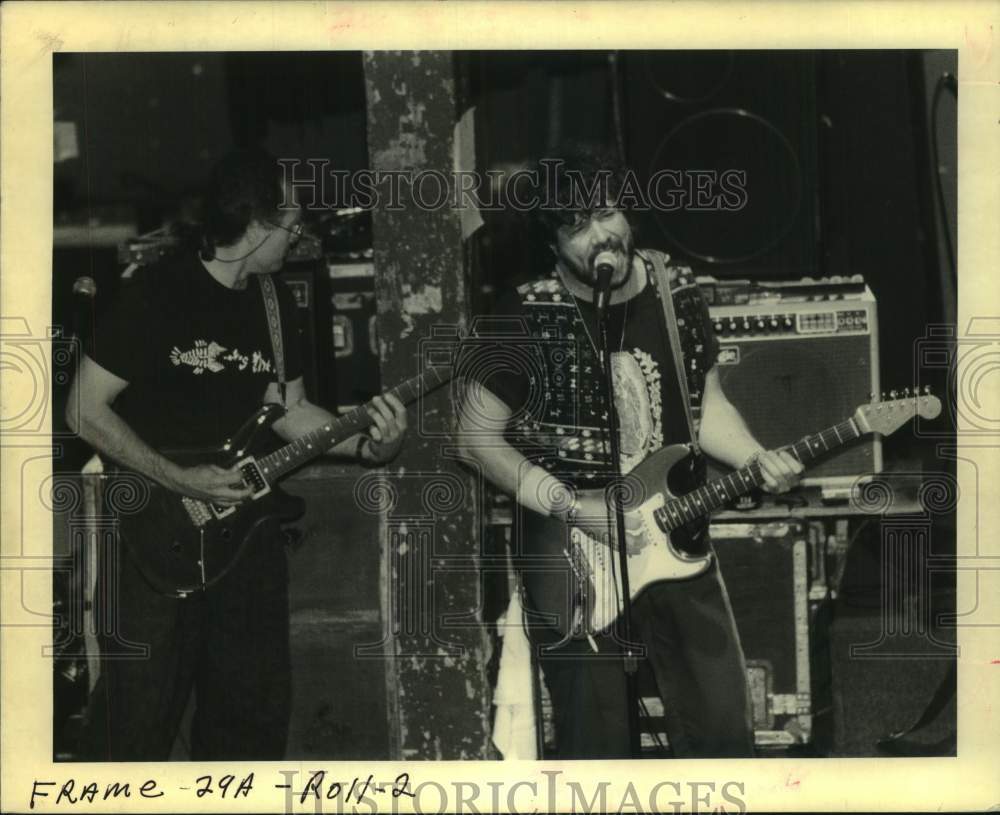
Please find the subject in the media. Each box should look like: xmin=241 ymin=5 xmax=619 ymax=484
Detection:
xmin=281 ymin=261 xmax=381 ymax=414
xmin=328 ymin=261 xmax=381 ymax=412
xmin=704 ymin=281 xmax=880 ymax=486
xmin=281 ymin=262 xmax=336 ymax=411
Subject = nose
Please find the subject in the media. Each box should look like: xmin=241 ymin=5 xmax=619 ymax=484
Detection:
xmin=589 ymin=219 xmax=617 ymax=252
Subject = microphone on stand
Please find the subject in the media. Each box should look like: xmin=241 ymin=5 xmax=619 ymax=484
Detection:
xmin=594 ymin=255 xmax=616 ymax=316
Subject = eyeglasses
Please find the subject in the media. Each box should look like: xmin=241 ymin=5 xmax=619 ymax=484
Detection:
xmin=267 ymin=220 xmax=304 ymax=243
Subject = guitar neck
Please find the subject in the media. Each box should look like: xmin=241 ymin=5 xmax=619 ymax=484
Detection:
xmin=659 ymin=417 xmax=862 ymax=529
xmin=257 ymin=365 xmax=452 ymax=481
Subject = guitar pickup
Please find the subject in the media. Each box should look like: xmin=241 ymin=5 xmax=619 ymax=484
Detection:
xmin=236 ymin=457 xmax=271 ymax=499
xmin=207 ymin=458 xmax=271 ymax=520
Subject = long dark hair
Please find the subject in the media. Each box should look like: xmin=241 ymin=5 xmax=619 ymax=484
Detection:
xmin=530 ymin=143 xmax=637 ymax=245
xmin=199 ymin=147 xmax=285 ymax=260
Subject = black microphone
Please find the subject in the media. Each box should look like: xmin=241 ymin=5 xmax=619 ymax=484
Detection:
xmin=594 ymin=259 xmax=615 ymax=316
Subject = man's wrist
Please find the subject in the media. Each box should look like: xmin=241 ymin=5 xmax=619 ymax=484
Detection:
xmin=549 ymin=482 xmax=581 ymax=524
xmin=153 ymin=457 xmax=183 ymax=490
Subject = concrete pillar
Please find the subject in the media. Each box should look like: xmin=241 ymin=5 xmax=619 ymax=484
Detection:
xmin=362 ymin=50 xmax=492 ymax=760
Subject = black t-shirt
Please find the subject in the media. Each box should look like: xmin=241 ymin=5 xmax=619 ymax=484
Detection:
xmin=467 ymin=257 xmax=718 ymax=488
xmin=91 ymin=252 xmax=302 ymax=451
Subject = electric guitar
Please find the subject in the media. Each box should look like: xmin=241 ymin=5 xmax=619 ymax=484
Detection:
xmin=521 ymin=392 xmax=942 ymax=636
xmin=115 ymin=364 xmax=453 ymax=597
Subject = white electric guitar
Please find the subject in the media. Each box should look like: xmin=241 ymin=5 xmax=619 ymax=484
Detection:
xmin=521 ymin=392 xmax=942 ymax=635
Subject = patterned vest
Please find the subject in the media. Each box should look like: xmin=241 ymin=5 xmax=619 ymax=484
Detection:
xmin=499 ymin=252 xmax=715 ymax=485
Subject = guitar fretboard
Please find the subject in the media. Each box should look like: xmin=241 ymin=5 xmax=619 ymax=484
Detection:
xmin=256 ymin=365 xmax=452 ymax=481
xmin=655 ymin=418 xmax=861 ymax=530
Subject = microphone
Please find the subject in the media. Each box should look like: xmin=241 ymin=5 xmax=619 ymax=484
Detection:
xmin=594 ymin=255 xmax=615 ymax=315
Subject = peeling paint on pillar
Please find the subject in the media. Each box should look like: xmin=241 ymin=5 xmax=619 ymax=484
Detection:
xmin=363 ymin=51 xmax=493 ymax=760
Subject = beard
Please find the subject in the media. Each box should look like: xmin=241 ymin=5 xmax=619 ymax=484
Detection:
xmin=574 ymin=231 xmax=636 ymax=289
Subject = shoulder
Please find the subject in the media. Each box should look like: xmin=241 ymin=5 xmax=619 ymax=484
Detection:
xmin=488 ymin=273 xmax=561 ymax=313
xmin=640 ymin=249 xmax=697 ymax=290
xmin=112 ymin=255 xmax=188 ymax=308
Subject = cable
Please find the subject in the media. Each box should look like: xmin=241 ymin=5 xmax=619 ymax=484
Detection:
xmin=201 ymin=231 xmax=274 ymax=264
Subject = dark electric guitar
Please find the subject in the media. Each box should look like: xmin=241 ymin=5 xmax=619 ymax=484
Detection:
xmin=522 ymin=392 xmax=942 ymax=635
xmin=116 ymin=364 xmax=453 ymax=597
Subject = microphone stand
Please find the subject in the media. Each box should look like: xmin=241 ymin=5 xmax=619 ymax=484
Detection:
xmin=594 ymin=294 xmax=641 ymax=759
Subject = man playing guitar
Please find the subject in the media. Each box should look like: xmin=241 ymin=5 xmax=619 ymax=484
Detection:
xmin=66 ymin=148 xmax=408 ymax=760
xmin=457 ymin=147 xmax=803 ymax=758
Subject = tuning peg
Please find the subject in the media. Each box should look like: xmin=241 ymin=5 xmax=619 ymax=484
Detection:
xmin=923 ymin=384 xmax=932 ymax=395
xmin=889 ymin=389 xmax=897 ymax=399
xmin=881 ymin=391 xmax=887 ymax=401
xmin=868 ymin=391 xmax=875 ymax=403
xmin=903 ymin=387 xmax=911 ymax=397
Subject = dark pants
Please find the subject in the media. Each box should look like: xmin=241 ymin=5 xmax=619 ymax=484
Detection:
xmin=80 ymin=520 xmax=291 ymax=761
xmin=528 ymin=558 xmax=754 ymax=759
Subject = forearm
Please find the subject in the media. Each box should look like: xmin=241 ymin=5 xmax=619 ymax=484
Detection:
xmin=73 ymin=404 xmax=180 ymax=488
xmin=457 ymin=379 xmax=574 ymax=516
xmin=459 ymin=437 xmax=573 ymax=517
xmin=698 ymin=397 xmax=765 ymax=470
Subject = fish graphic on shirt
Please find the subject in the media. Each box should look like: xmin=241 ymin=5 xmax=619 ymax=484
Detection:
xmin=170 ymin=340 xmax=228 ymax=375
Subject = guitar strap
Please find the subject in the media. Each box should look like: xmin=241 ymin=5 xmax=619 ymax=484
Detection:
xmin=645 ymin=250 xmax=702 ymax=456
xmin=257 ymin=274 xmax=287 ymax=405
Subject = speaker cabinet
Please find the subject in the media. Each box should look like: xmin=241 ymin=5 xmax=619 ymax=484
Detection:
xmin=706 ymin=286 xmax=880 ymax=485
xmin=328 ymin=263 xmax=381 ymax=411
xmin=282 ymin=261 xmax=381 ymax=414
xmin=622 ymin=50 xmax=819 ymax=279
xmin=828 ymin=610 xmax=955 ymax=757
xmin=281 ymin=262 xmax=335 ymax=410
xmin=637 ymin=521 xmax=813 ymax=751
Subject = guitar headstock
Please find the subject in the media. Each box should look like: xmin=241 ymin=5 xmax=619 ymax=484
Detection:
xmin=854 ymin=387 xmax=942 ymax=436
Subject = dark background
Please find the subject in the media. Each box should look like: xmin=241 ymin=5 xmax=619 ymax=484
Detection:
xmin=53 ymin=49 xmax=957 ymax=471
xmin=52 ymin=51 xmax=958 ymax=759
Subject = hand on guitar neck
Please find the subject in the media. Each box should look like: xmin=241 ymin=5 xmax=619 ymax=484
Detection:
xmin=560 ymin=445 xmax=801 ymax=554
xmin=746 ymin=448 xmax=804 ymax=494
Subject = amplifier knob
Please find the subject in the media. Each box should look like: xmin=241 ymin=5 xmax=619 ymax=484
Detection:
xmin=742 ymin=319 xmax=750 ymax=331
xmin=714 ymin=321 xmax=724 ymax=333
xmin=728 ymin=320 xmax=738 ymax=332
xmin=769 ymin=318 xmax=779 ymax=330
xmin=783 ymin=317 xmax=794 ymax=329
xmin=755 ymin=319 xmax=766 ymax=330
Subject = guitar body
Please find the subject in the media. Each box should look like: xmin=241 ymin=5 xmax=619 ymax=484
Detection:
xmin=115 ymin=404 xmax=306 ymax=597
xmin=106 ymin=362 xmax=458 ymax=598
xmin=520 ymin=442 xmax=714 ymax=637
